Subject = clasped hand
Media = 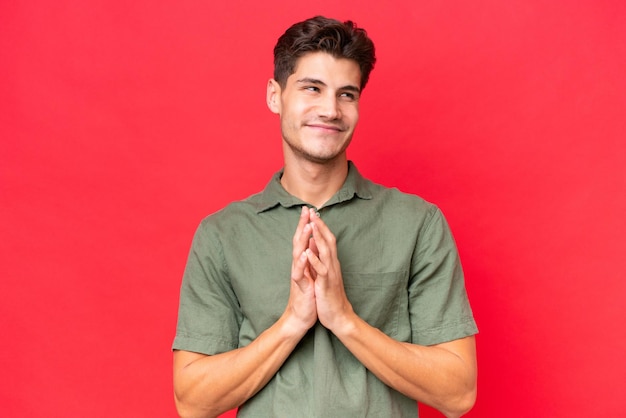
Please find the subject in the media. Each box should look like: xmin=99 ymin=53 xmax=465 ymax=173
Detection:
xmin=288 ymin=206 xmax=353 ymax=333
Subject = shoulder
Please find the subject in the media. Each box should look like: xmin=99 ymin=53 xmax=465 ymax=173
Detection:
xmin=195 ymin=191 xmax=264 ymax=235
xmin=365 ymin=178 xmax=440 ymax=220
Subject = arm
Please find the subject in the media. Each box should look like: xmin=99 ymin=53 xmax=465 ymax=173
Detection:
xmin=306 ymin=209 xmax=477 ymax=418
xmin=173 ymin=314 xmax=304 ymax=418
xmin=330 ymin=318 xmax=476 ymax=418
xmin=174 ymin=207 xmax=318 ymax=418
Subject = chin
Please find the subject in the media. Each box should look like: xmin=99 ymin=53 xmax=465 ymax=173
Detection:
xmin=302 ymin=150 xmax=346 ymax=164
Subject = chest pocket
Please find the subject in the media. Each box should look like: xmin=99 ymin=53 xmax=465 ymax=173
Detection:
xmin=343 ymin=270 xmax=408 ymax=338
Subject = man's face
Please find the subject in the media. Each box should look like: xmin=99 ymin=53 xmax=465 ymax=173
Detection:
xmin=267 ymin=52 xmax=362 ymax=165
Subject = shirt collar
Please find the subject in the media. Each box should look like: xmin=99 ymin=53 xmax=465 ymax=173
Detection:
xmin=252 ymin=161 xmax=373 ymax=213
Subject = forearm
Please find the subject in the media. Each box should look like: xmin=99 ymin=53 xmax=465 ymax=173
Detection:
xmin=173 ymin=313 xmax=307 ymax=418
xmin=333 ymin=313 xmax=477 ymax=418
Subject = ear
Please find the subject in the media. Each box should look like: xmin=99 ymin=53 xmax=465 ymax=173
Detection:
xmin=266 ymin=79 xmax=281 ymax=114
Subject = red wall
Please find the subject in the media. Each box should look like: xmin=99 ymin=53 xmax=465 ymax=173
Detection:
xmin=2 ymin=1 xmax=625 ymax=417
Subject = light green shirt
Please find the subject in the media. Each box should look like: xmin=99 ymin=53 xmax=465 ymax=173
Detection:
xmin=173 ymin=162 xmax=477 ymax=417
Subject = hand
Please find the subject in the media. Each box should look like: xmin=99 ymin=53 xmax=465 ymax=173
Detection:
xmin=305 ymin=208 xmax=354 ymax=332
xmin=284 ymin=207 xmax=318 ymax=334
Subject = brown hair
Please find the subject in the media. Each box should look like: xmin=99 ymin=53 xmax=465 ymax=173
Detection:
xmin=273 ymin=16 xmax=376 ymax=90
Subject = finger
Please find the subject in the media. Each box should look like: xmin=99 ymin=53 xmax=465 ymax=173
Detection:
xmin=308 ymin=208 xmax=336 ymax=245
xmin=310 ymin=221 xmax=336 ymax=263
xmin=292 ymin=209 xmax=311 ymax=258
xmin=293 ymin=206 xmax=310 ymax=242
xmin=307 ymin=237 xmax=319 ymax=281
xmin=304 ymin=264 xmax=317 ymax=281
xmin=308 ymin=236 xmax=319 ymax=257
xmin=305 ymin=248 xmax=328 ymax=277
xmin=292 ymin=251 xmax=311 ymax=291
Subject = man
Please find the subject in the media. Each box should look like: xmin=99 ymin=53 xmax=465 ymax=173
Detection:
xmin=173 ymin=16 xmax=477 ymax=418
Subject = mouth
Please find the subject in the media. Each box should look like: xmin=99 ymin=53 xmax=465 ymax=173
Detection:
xmin=305 ymin=123 xmax=345 ymax=133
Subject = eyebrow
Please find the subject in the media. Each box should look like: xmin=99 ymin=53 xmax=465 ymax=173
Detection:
xmin=296 ymin=78 xmax=361 ymax=93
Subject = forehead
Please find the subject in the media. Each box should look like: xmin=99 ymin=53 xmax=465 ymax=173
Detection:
xmin=289 ymin=52 xmax=362 ymax=87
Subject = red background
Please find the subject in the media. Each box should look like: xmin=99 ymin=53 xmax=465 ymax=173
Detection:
xmin=2 ymin=1 xmax=625 ymax=417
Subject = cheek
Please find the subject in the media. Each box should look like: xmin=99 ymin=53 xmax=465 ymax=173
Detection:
xmin=344 ymin=107 xmax=359 ymax=126
xmin=352 ymin=110 xmax=359 ymax=124
xmin=283 ymin=102 xmax=314 ymax=124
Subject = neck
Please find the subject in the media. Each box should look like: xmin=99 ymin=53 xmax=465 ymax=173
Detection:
xmin=280 ymin=157 xmax=349 ymax=209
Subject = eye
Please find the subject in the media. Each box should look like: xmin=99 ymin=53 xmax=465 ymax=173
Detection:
xmin=339 ymin=92 xmax=358 ymax=101
xmin=304 ymin=86 xmax=320 ymax=92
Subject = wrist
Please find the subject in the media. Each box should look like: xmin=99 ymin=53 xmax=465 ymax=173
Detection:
xmin=279 ymin=307 xmax=314 ymax=341
xmin=326 ymin=306 xmax=358 ymax=338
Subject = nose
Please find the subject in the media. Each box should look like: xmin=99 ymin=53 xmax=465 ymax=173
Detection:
xmin=317 ymin=93 xmax=340 ymax=120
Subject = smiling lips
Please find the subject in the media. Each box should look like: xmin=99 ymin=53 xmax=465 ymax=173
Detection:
xmin=305 ymin=122 xmax=345 ymax=132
